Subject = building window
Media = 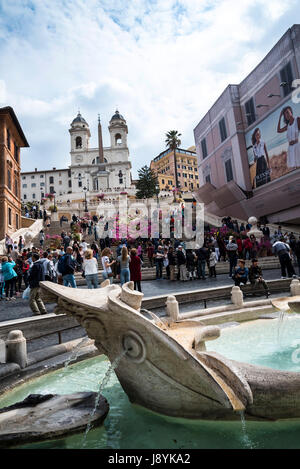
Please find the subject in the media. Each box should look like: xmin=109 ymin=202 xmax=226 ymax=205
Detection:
xmin=68 ymin=180 xmax=72 ymax=188
xmin=8 ymin=207 xmax=12 ymax=225
xmin=31 ymin=183 xmax=37 ymax=187
xmin=225 ymin=159 xmax=233 ymax=182
xmin=14 ymin=143 xmax=19 ymax=162
xmin=245 ymin=98 xmax=256 ymax=126
xmin=22 ymin=176 xmax=26 ymax=180
xmin=177 ymin=173 xmax=181 ymax=177
xmin=7 ymin=169 xmax=11 ymax=190
xmin=22 ymin=184 xmax=27 ymax=188
xmin=76 ymin=136 xmax=82 ymax=149
xmin=219 ymin=117 xmax=227 ymax=142
xmin=7 ymin=129 xmax=10 ymax=150
xmin=280 ymin=62 xmax=294 ymax=97
xmin=205 ymin=174 xmax=211 ymax=184
xmin=50 ymin=186 xmax=55 ymax=194
xmin=78 ymin=181 xmax=82 ymax=188
xmin=32 ymin=193 xmax=36 ymax=199
xmin=201 ymin=138 xmax=208 ymax=159
xmin=41 ymin=192 xmax=44 ymax=198
xmin=23 ymin=194 xmax=27 ymax=200
xmin=40 ymin=174 xmax=44 ymax=178
xmin=14 ymin=179 xmax=18 ymax=197
xmin=59 ymin=181 xmax=62 ymax=185
xmin=162 ymin=179 xmax=165 ymax=184
xmin=168 ymin=180 xmax=172 ymax=185
xmin=49 ymin=176 xmax=54 ymax=184
xmin=31 ymin=175 xmax=35 ymax=179
xmin=16 ymin=213 xmax=19 ymax=229
xmin=40 ymin=182 xmax=45 ymax=187
xmin=68 ymin=169 xmax=71 ymax=177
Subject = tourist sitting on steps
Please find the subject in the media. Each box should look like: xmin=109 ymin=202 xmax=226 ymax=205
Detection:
xmin=248 ymin=258 xmax=269 ymax=295
xmin=28 ymin=253 xmax=47 ymax=315
xmin=232 ymin=259 xmax=249 ymax=287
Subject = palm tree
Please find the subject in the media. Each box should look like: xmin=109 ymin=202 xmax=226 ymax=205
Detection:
xmin=165 ymin=130 xmax=182 ymax=190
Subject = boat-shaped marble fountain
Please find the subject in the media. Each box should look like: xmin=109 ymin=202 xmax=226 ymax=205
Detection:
xmin=40 ymin=281 xmax=300 ymax=421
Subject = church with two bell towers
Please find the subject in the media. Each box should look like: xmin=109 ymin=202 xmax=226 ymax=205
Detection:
xmin=69 ymin=109 xmax=133 ymax=192
xmin=21 ymin=110 xmax=134 ymax=204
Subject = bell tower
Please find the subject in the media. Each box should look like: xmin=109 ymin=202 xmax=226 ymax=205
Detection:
xmin=108 ymin=110 xmax=128 ymax=148
xmin=69 ymin=111 xmax=91 ymax=153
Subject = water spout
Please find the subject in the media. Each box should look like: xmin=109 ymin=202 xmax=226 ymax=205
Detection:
xmin=82 ymin=349 xmax=128 ymax=447
xmin=239 ymin=411 xmax=254 ymax=449
xmin=64 ymin=336 xmax=91 ymax=369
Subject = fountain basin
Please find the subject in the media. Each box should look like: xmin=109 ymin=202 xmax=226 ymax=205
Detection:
xmin=39 ymin=281 xmax=300 ymax=422
xmin=0 ymin=356 xmax=300 ymax=449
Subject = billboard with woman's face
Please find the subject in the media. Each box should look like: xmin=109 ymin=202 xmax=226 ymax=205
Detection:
xmin=245 ymin=98 xmax=300 ymax=189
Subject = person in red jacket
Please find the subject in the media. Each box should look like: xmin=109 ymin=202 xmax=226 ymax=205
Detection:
xmin=243 ymin=237 xmax=252 ymax=260
xmin=236 ymin=236 xmax=243 ymax=258
xmin=22 ymin=257 xmax=30 ymax=288
xmin=129 ymin=248 xmax=142 ymax=292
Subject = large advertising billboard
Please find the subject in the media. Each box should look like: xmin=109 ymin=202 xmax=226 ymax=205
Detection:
xmin=246 ymin=97 xmax=300 ymax=189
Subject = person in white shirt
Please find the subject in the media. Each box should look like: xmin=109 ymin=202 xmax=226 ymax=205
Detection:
xmin=83 ymin=249 xmax=99 ymax=289
xmin=208 ymin=248 xmax=218 ymax=278
xmin=80 ymin=239 xmax=88 ymax=252
xmin=101 ymin=247 xmax=115 ymax=284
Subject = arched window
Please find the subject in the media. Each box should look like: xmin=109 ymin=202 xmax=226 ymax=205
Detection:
xmin=76 ymin=136 xmax=82 ymax=149
xmin=115 ymin=133 xmax=122 ymax=145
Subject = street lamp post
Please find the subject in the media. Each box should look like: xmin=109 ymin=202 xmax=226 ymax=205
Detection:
xmin=155 ymin=182 xmax=160 ymax=207
xmin=53 ymin=191 xmax=57 ymax=212
xmin=83 ymin=186 xmax=88 ymax=213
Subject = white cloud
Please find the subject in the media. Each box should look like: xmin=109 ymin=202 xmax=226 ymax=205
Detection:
xmin=0 ymin=80 xmax=6 ymax=104
xmin=0 ymin=0 xmax=297 ymax=176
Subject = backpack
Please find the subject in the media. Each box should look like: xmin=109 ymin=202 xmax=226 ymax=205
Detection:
xmin=57 ymin=255 xmax=68 ymax=275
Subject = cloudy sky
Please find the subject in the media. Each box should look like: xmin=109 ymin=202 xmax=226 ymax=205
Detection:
xmin=0 ymin=0 xmax=298 ymax=177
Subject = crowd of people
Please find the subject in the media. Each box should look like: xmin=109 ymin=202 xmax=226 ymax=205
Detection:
xmin=1 ymin=215 xmax=300 ymax=316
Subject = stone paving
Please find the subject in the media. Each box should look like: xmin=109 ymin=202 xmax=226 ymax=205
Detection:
xmin=0 ymin=267 xmax=286 ymax=323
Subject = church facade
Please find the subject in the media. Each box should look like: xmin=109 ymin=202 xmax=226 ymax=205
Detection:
xmin=21 ymin=110 xmax=134 ymax=203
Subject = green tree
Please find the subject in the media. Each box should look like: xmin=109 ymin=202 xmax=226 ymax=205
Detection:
xmin=165 ymin=130 xmax=182 ymax=189
xmin=135 ymin=165 xmax=159 ymax=199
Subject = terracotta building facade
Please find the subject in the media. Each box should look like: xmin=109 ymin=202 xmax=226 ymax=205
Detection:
xmin=150 ymin=146 xmax=199 ymax=193
xmin=0 ymin=107 xmax=29 ymax=240
xmin=194 ymin=24 xmax=300 ymax=225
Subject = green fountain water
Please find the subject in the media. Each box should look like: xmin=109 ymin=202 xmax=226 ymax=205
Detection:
xmin=0 ymin=315 xmax=300 ymax=449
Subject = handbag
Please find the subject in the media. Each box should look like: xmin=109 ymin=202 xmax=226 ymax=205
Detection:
xmin=22 ymin=286 xmax=31 ymax=299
